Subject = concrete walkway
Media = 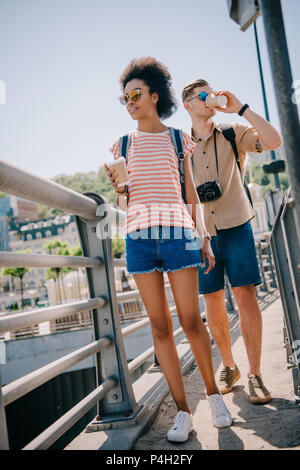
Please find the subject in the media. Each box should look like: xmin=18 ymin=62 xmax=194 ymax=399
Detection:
xmin=133 ymin=293 xmax=300 ymax=451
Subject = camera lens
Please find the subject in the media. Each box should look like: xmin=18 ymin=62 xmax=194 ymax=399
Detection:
xmin=205 ymin=191 xmax=215 ymax=202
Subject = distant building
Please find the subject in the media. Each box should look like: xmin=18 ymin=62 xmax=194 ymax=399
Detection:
xmin=0 ymin=214 xmax=80 ymax=313
xmin=9 ymin=214 xmax=78 ymax=248
xmin=0 ymin=196 xmax=39 ymax=251
xmin=8 ymin=214 xmax=79 ymax=289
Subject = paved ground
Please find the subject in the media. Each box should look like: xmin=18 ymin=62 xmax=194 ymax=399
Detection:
xmin=133 ymin=292 xmax=300 ymax=450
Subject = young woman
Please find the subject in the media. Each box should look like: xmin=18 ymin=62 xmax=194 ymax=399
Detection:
xmin=105 ymin=57 xmax=232 ymax=443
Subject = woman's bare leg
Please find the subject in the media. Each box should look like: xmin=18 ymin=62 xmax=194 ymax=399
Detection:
xmin=133 ymin=270 xmax=190 ymax=413
xmin=167 ymin=267 xmax=219 ymax=396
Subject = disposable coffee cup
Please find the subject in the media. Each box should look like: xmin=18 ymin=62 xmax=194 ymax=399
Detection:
xmin=206 ymin=94 xmax=228 ymax=108
xmin=107 ymin=156 xmax=129 ymax=187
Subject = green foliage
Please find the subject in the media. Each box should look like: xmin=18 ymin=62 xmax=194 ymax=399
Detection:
xmin=1 ymin=249 xmax=31 ymax=279
xmin=44 ymin=239 xmax=71 ymax=280
xmin=36 ymin=166 xmax=116 ymax=218
xmin=112 ymin=234 xmax=125 ymax=259
xmin=245 ymin=162 xmax=289 ymax=196
xmin=70 ymin=241 xmax=82 ymax=257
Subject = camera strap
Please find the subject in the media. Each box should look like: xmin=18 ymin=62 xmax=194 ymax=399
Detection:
xmin=213 ymin=128 xmax=220 ymax=182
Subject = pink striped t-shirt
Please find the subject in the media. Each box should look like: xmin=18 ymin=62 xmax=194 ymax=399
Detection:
xmin=109 ymin=129 xmax=196 ymax=235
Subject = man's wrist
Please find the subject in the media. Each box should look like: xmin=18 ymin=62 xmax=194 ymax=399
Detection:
xmin=238 ymin=104 xmax=250 ymax=116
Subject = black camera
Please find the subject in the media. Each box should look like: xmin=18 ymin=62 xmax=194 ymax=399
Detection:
xmin=196 ymin=180 xmax=222 ymax=203
xmin=262 ymin=160 xmax=285 ymax=174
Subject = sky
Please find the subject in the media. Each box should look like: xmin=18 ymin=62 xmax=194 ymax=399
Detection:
xmin=0 ymin=0 xmax=299 ymax=179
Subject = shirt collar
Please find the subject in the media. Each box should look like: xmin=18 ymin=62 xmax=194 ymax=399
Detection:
xmin=191 ymin=122 xmax=222 ymax=143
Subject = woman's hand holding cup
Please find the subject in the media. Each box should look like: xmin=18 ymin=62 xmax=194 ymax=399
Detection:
xmin=105 ymin=157 xmax=129 ymax=193
xmin=104 ymin=164 xmax=125 ymax=192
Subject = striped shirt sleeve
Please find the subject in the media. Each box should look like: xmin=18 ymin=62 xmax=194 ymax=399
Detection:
xmin=182 ymin=131 xmax=196 ymax=157
xmin=109 ymin=139 xmax=121 ymax=160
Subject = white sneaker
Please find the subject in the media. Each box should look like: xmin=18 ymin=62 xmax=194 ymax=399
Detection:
xmin=167 ymin=411 xmax=193 ymax=443
xmin=207 ymin=393 xmax=233 ymax=428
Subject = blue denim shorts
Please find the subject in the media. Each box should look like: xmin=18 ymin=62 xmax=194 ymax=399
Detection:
xmin=125 ymin=225 xmax=203 ymax=275
xmin=198 ymin=221 xmax=262 ymax=294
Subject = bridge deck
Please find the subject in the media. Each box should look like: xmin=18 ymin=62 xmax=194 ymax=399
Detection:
xmin=133 ymin=293 xmax=300 ymax=451
xmin=66 ymin=292 xmax=300 ymax=451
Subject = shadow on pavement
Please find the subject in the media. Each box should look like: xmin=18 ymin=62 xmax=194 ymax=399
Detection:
xmin=228 ymin=386 xmax=300 ymax=449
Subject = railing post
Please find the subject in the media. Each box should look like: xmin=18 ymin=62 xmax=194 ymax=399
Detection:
xmin=75 ymin=193 xmax=138 ymax=427
xmin=0 ymin=368 xmax=9 ymax=450
xmin=267 ymin=243 xmax=277 ymax=289
xmin=270 ymin=192 xmax=300 ymax=401
xmin=257 ymin=242 xmax=268 ymax=292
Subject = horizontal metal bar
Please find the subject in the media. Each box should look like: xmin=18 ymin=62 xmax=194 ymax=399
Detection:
xmin=2 ymin=337 xmax=111 ymax=406
xmin=0 ymin=158 xmax=98 ymax=220
xmin=113 ymin=259 xmax=126 ymax=267
xmin=0 ymin=252 xmax=103 ymax=269
xmin=117 ymin=283 xmax=171 ymax=303
xmin=117 ymin=290 xmax=141 ymax=303
xmin=120 ymin=298 xmax=204 ymax=339
xmin=128 ymin=326 xmax=184 ymax=374
xmin=22 ymin=377 xmax=116 ymax=450
xmin=0 ymin=298 xmax=105 ymax=334
xmin=121 ymin=310 xmax=178 ymax=338
xmin=122 ymin=318 xmax=150 ymax=338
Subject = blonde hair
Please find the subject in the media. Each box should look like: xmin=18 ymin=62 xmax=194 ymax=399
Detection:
xmin=182 ymin=79 xmax=209 ymax=102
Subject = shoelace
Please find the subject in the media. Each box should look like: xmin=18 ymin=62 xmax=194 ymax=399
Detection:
xmin=209 ymin=396 xmax=228 ymax=417
xmin=249 ymin=375 xmax=261 ymax=388
xmin=219 ymin=368 xmax=229 ymax=381
xmin=173 ymin=411 xmax=190 ymax=428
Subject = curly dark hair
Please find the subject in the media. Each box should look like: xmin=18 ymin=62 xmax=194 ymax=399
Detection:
xmin=120 ymin=57 xmax=177 ymax=120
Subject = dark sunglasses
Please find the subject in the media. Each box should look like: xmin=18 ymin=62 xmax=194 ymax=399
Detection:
xmin=186 ymin=91 xmax=209 ymax=103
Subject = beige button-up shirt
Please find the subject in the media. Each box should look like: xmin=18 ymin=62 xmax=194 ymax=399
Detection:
xmin=191 ymin=121 xmax=263 ymax=236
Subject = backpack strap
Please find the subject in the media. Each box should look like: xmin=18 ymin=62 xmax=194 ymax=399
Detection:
xmin=169 ymin=127 xmax=186 ymax=203
xmin=119 ymin=133 xmax=131 ymax=161
xmin=221 ymin=125 xmax=241 ymax=173
xmin=220 ymin=124 xmax=254 ymax=208
xmin=118 ymin=134 xmax=131 ymax=199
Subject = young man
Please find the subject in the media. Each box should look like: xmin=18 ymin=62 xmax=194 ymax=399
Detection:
xmin=182 ymin=79 xmax=283 ymax=404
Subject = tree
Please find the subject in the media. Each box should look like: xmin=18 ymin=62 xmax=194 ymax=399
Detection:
xmin=69 ymin=242 xmax=84 ymax=300
xmin=245 ymin=162 xmax=290 ymax=199
xmin=36 ymin=166 xmax=116 ymax=218
xmin=112 ymin=234 xmax=125 ymax=259
xmin=1 ymin=249 xmax=31 ymax=310
xmin=44 ymin=240 xmax=70 ymax=304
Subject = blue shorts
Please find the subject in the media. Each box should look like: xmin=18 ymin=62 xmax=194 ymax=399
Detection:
xmin=198 ymin=221 xmax=262 ymax=294
xmin=125 ymin=225 xmax=203 ymax=275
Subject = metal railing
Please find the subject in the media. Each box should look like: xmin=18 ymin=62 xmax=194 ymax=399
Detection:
xmin=0 ymin=156 xmax=278 ymax=449
xmin=270 ymin=188 xmax=300 ymax=402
